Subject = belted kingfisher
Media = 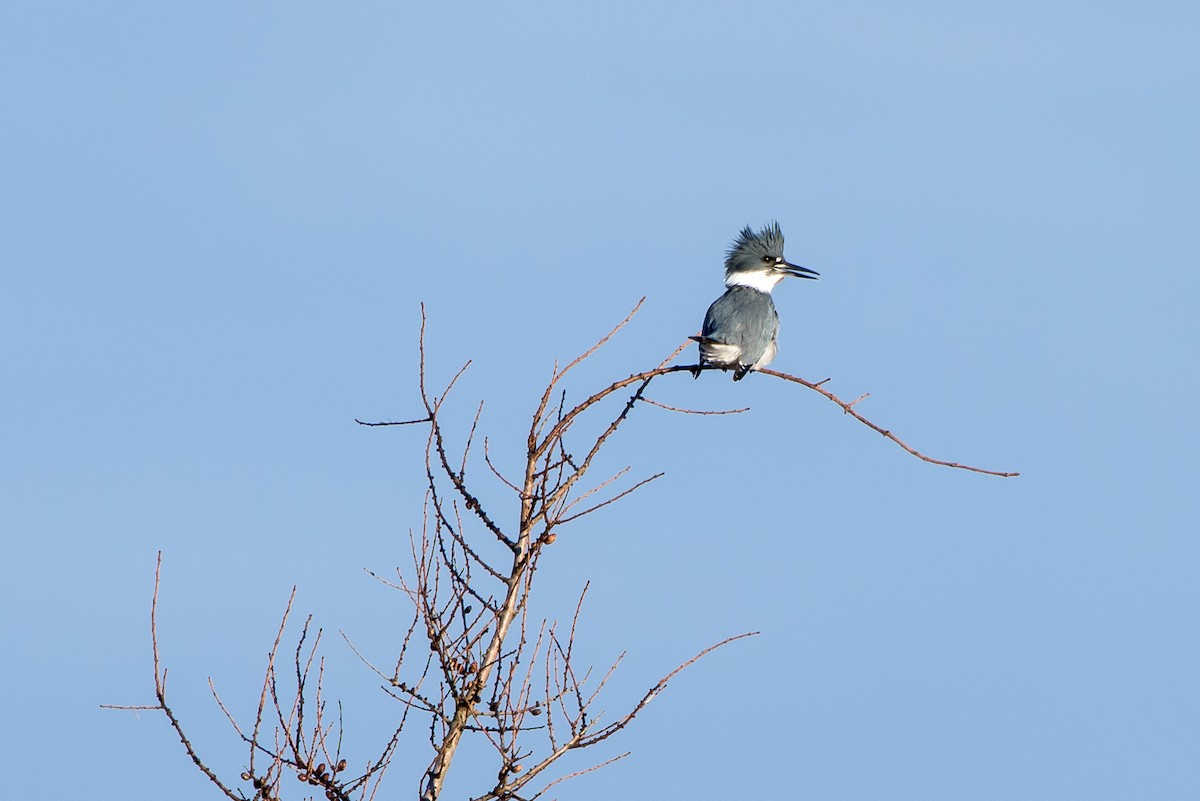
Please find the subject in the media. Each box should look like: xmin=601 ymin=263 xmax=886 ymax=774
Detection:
xmin=690 ymin=222 xmax=819 ymax=381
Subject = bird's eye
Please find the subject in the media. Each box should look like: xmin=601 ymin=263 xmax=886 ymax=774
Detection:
xmin=761 ymin=255 xmax=773 ymax=263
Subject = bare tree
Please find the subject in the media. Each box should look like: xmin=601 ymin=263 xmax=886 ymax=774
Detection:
xmin=106 ymin=299 xmax=1015 ymax=801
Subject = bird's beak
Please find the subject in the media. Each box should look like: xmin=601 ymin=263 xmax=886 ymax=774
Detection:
xmin=779 ymin=261 xmax=820 ymax=280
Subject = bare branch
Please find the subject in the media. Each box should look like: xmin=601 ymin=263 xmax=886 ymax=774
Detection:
xmin=554 ymin=297 xmax=646 ymax=384
xmin=577 ymin=631 xmax=760 ymax=748
xmin=653 ymin=338 xmax=693 ymax=370
xmin=125 ymin=302 xmax=1017 ymax=801
xmin=526 ymin=352 xmax=1015 ymax=477
xmin=423 ymin=387 xmax=514 ymax=550
xmin=528 ymin=297 xmax=645 ymax=454
xmin=556 ymin=472 xmax=665 ymax=525
xmin=639 ymin=397 xmax=750 ymax=415
xmin=758 ymin=367 xmax=1020 ymax=477
xmin=530 ymin=378 xmax=652 ymax=529
xmin=483 ymin=437 xmax=523 ymax=495
xmin=147 ymin=553 xmax=244 ymax=801
xmin=528 ymin=752 xmax=631 ymax=800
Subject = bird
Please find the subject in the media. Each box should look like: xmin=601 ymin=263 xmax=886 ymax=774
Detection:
xmin=690 ymin=222 xmax=818 ymax=381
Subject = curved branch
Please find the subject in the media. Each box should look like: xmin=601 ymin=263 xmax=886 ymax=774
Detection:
xmin=531 ymin=355 xmax=1016 ymax=477
xmin=758 ymin=367 xmax=1019 ymax=477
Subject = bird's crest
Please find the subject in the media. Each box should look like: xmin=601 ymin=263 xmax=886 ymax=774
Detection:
xmin=725 ymin=221 xmax=785 ymax=274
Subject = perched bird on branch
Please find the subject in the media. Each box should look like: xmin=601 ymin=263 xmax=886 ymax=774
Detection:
xmin=691 ymin=222 xmax=819 ymax=380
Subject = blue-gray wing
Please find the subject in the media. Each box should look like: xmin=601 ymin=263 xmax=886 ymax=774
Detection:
xmin=701 ymin=287 xmax=779 ymax=366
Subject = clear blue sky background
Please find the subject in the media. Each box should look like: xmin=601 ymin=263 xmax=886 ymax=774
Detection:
xmin=4 ymin=2 xmax=1198 ymax=799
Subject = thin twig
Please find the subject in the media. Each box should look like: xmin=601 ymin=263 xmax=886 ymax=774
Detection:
xmin=529 ymin=752 xmax=631 ymax=799
xmin=355 ymin=417 xmax=431 ymax=426
xmin=577 ymin=631 xmax=760 ymax=748
xmin=148 ymin=552 xmax=243 ymax=801
xmin=639 ymin=397 xmax=749 ymax=415
xmin=483 ymin=438 xmax=523 ymax=495
xmin=556 ymin=472 xmax=665 ymax=525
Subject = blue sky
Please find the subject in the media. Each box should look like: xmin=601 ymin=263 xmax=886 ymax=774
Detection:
xmin=3 ymin=2 xmax=1198 ymax=799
